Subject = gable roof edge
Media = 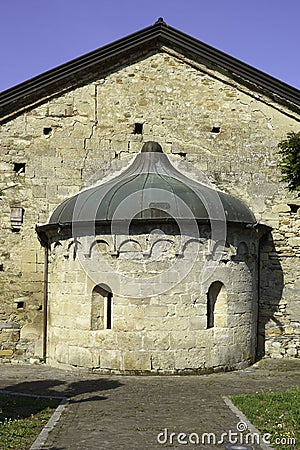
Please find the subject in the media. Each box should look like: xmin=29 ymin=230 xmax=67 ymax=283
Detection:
xmin=1 ymin=19 xmax=300 ymax=123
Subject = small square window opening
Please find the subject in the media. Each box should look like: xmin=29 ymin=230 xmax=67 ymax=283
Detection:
xmin=13 ymin=163 xmax=25 ymax=174
xmin=211 ymin=126 xmax=220 ymax=133
xmin=134 ymin=123 xmax=143 ymax=134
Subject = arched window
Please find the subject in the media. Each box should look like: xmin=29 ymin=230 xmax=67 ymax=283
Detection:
xmin=91 ymin=284 xmax=113 ymax=330
xmin=207 ymin=281 xmax=227 ymax=328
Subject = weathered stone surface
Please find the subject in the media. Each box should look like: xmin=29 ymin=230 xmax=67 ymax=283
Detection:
xmin=272 ymin=204 xmax=291 ymax=213
xmin=44 ymin=224 xmax=259 ymax=372
xmin=0 ymin=47 xmax=299 ymax=368
xmin=288 ymin=237 xmax=300 ymax=247
xmin=123 ymin=351 xmax=151 ymax=371
xmin=0 ymin=349 xmax=13 ymax=357
xmin=0 ymin=322 xmax=20 ymax=329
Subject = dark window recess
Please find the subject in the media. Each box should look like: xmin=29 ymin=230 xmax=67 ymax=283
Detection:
xmin=11 ymin=227 xmax=21 ymax=233
xmin=43 ymin=127 xmax=52 ymax=135
xmin=207 ymin=281 xmax=223 ymax=328
xmin=0 ymin=264 xmax=3 ymax=271
xmin=13 ymin=163 xmax=25 ymax=174
xmin=38 ymin=305 xmax=42 ymax=311
xmin=207 ymin=296 xmax=214 ymax=328
xmin=107 ymin=293 xmax=113 ymax=329
xmin=134 ymin=123 xmax=143 ymax=134
xmin=288 ymin=204 xmax=299 ymax=213
xmin=173 ymin=152 xmax=186 ymax=158
xmin=211 ymin=126 xmax=220 ymax=133
xmin=17 ymin=301 xmax=24 ymax=309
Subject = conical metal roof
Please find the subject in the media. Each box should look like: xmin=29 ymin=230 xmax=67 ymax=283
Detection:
xmin=37 ymin=142 xmax=256 ymax=240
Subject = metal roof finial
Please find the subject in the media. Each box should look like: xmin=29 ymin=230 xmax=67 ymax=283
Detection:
xmin=141 ymin=141 xmax=163 ymax=153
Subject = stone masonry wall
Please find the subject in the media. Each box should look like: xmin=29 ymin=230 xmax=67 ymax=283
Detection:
xmin=260 ymin=207 xmax=300 ymax=358
xmin=47 ymin=226 xmax=258 ymax=373
xmin=0 ymin=48 xmax=300 ymax=363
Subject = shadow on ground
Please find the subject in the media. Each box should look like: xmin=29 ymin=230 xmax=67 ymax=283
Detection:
xmin=1 ymin=377 xmax=123 ymax=400
xmin=0 ymin=394 xmax=60 ymax=421
xmin=0 ymin=377 xmax=124 ymax=423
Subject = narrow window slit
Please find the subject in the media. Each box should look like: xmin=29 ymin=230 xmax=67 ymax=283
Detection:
xmin=91 ymin=285 xmax=113 ymax=330
xmin=207 ymin=281 xmax=227 ymax=329
xmin=106 ymin=293 xmax=112 ymax=329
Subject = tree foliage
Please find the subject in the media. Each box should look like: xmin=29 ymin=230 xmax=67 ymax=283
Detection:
xmin=277 ymin=131 xmax=300 ymax=192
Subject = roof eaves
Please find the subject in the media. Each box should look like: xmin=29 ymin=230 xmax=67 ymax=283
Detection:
xmin=157 ymin=25 xmax=300 ymax=112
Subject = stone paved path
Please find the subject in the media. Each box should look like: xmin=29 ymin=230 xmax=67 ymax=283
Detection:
xmin=0 ymin=359 xmax=299 ymax=449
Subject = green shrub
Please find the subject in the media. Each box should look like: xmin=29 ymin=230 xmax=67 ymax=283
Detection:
xmin=278 ymin=131 xmax=300 ymax=192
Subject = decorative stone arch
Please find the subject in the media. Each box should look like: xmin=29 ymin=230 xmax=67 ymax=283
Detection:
xmin=91 ymin=284 xmax=113 ymax=330
xmin=88 ymin=239 xmax=110 ymax=258
xmin=207 ymin=281 xmax=227 ymax=328
xmin=209 ymin=240 xmax=232 ymax=262
xmin=149 ymin=238 xmax=175 ymax=258
xmin=181 ymin=238 xmax=204 ymax=257
xmin=118 ymin=239 xmax=143 ymax=253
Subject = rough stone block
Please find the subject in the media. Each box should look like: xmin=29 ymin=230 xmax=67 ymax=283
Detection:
xmin=174 ymin=349 xmax=205 ymax=370
xmin=75 ymin=315 xmax=91 ymax=330
xmin=169 ymin=331 xmax=196 ymax=349
xmin=123 ymin=351 xmax=151 ymax=371
xmin=272 ymin=204 xmax=291 ymax=213
xmin=21 ymin=251 xmax=37 ymax=264
xmin=288 ymin=237 xmax=300 ymax=247
xmin=100 ymin=349 xmax=121 ymax=370
xmin=143 ymin=331 xmax=170 ymax=350
xmin=116 ymin=332 xmax=142 ymax=350
xmin=214 ymin=314 xmax=228 ymax=328
xmin=145 ymin=306 xmax=168 ymax=317
xmin=213 ymin=328 xmax=234 ymax=343
xmin=151 ymin=351 xmax=175 ymax=370
xmin=208 ymin=344 xmax=243 ymax=367
xmin=189 ymin=316 xmax=206 ymax=330
xmin=0 ymin=322 xmax=20 ymax=330
xmin=155 ymin=315 xmax=186 ymax=331
xmin=68 ymin=346 xmax=99 ymax=368
xmin=53 ymin=343 xmax=69 ymax=365
xmin=32 ymin=185 xmax=46 ymax=198
xmin=0 ymin=349 xmax=13 ymax=356
xmin=95 ymin=330 xmax=117 ymax=348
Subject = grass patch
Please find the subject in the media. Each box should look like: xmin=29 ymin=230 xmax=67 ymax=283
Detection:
xmin=0 ymin=394 xmax=60 ymax=450
xmin=230 ymin=389 xmax=299 ymax=449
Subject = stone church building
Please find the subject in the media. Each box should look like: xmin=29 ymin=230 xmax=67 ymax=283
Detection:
xmin=0 ymin=19 xmax=299 ymax=373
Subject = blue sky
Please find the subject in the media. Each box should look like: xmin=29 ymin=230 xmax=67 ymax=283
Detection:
xmin=1 ymin=0 xmax=299 ymax=91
